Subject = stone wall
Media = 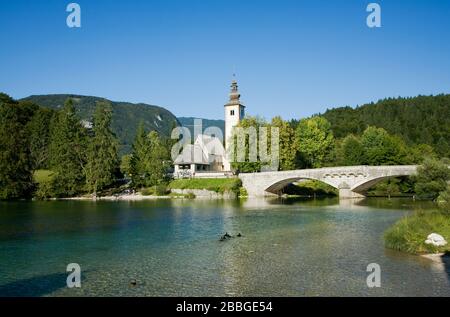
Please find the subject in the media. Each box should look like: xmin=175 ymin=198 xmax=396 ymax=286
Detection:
xmin=170 ymin=188 xmax=237 ymax=199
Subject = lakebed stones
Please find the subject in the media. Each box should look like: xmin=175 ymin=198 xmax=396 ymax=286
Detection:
xmin=425 ymin=233 xmax=448 ymax=247
xmin=219 ymin=232 xmax=243 ymax=242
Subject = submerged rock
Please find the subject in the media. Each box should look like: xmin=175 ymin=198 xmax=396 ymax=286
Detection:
xmin=425 ymin=233 xmax=448 ymax=247
xmin=130 ymin=279 xmax=138 ymax=287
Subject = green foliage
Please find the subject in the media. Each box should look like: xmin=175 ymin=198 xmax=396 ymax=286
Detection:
xmin=33 ymin=170 xmax=57 ymax=200
xmin=367 ymin=178 xmax=401 ymax=198
xmin=120 ymin=154 xmax=133 ymax=177
xmin=284 ymin=180 xmax=338 ymax=196
xmin=408 ymin=144 xmax=437 ymax=163
xmin=295 ymin=116 xmax=334 ymax=168
xmin=141 ymin=185 xmax=169 ymax=196
xmin=359 ymin=127 xmax=409 ymax=165
xmin=384 ymin=210 xmax=450 ymax=254
xmin=185 ymin=192 xmax=196 ymax=199
xmin=271 ymin=116 xmax=296 ymax=170
xmin=340 ymin=134 xmax=364 ymax=165
xmin=0 ymin=95 xmax=36 ymax=199
xmin=337 ymin=127 xmax=410 ymax=166
xmin=33 ymin=170 xmax=55 ymax=183
xmin=238 ymin=187 xmax=248 ymax=197
xmin=414 ymin=158 xmax=450 ymax=200
xmin=27 ymin=107 xmax=55 ymax=169
xmin=230 ymin=116 xmax=266 ymax=173
xmin=130 ymin=122 xmax=171 ymax=188
xmin=21 ymin=94 xmax=179 ymax=154
xmin=85 ymin=101 xmax=119 ymax=194
xmin=322 ymin=94 xmax=450 ymax=158
xmin=169 ymin=178 xmax=242 ymax=194
xmin=48 ymin=99 xmax=88 ymax=197
xmin=437 ymin=186 xmax=450 ymax=212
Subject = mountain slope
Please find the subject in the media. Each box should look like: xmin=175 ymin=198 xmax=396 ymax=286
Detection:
xmin=177 ymin=117 xmax=225 ymax=138
xmin=21 ymin=94 xmax=179 ymax=154
xmin=320 ymin=94 xmax=450 ymax=156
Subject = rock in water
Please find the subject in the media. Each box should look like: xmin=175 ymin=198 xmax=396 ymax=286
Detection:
xmin=425 ymin=233 xmax=448 ymax=247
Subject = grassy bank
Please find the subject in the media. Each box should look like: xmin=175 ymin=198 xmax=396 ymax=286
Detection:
xmin=168 ymin=178 xmax=242 ymax=194
xmin=384 ymin=210 xmax=450 ymax=254
xmin=33 ymin=170 xmax=55 ymax=183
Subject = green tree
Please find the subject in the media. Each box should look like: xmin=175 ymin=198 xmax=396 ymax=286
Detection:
xmin=27 ymin=107 xmax=55 ymax=169
xmin=85 ymin=101 xmax=119 ymax=195
xmin=130 ymin=121 xmax=149 ymax=187
xmin=230 ymin=116 xmax=266 ymax=173
xmin=295 ymin=116 xmax=334 ymax=168
xmin=414 ymin=158 xmax=450 ymax=200
xmin=340 ymin=134 xmax=364 ymax=166
xmin=271 ymin=116 xmax=296 ymax=170
xmin=130 ymin=123 xmax=170 ymax=188
xmin=408 ymin=144 xmax=437 ymax=164
xmin=120 ymin=154 xmax=133 ymax=178
xmin=360 ymin=126 xmax=409 ymax=165
xmin=48 ymin=98 xmax=88 ymax=196
xmin=0 ymin=94 xmax=36 ymax=199
xmin=146 ymin=131 xmax=171 ymax=186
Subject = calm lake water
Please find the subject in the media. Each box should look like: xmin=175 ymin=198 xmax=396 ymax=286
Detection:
xmin=0 ymin=198 xmax=448 ymax=297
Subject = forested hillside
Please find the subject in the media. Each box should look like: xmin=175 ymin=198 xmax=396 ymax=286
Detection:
xmin=21 ymin=94 xmax=179 ymax=153
xmin=177 ymin=117 xmax=225 ymax=138
xmin=320 ymin=94 xmax=450 ymax=157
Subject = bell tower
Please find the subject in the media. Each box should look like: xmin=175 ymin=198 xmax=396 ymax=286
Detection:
xmin=223 ymin=76 xmax=245 ymax=171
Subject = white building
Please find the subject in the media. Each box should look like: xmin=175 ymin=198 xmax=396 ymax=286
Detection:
xmin=173 ymin=78 xmax=245 ymax=177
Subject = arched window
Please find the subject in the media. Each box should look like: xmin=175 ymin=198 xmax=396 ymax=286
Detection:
xmin=230 ymin=110 xmax=235 ymax=116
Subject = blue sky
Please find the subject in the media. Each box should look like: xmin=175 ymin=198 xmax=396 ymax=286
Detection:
xmin=1 ymin=0 xmax=449 ymax=120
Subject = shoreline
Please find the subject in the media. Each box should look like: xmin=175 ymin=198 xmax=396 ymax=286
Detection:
xmin=55 ymin=193 xmax=173 ymax=201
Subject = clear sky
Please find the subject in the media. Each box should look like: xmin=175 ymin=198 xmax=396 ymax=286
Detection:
xmin=1 ymin=0 xmax=449 ymax=120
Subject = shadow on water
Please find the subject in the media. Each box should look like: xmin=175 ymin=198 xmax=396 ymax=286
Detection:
xmin=441 ymin=253 xmax=450 ymax=283
xmin=0 ymin=270 xmax=89 ymax=297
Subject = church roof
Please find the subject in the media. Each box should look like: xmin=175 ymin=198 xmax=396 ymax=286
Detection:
xmin=173 ymin=134 xmax=225 ymax=165
xmin=174 ymin=144 xmax=209 ymax=165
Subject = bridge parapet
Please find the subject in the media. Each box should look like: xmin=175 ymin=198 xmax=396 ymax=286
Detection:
xmin=238 ymin=165 xmax=419 ymax=199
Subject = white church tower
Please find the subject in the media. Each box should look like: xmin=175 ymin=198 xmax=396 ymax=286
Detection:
xmin=223 ymin=77 xmax=245 ymax=171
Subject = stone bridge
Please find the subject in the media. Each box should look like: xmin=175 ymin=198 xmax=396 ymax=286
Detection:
xmin=238 ymin=165 xmax=419 ymax=199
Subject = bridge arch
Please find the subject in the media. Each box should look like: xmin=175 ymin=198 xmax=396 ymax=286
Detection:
xmin=265 ymin=177 xmax=338 ymax=195
xmin=238 ymin=165 xmax=419 ymax=199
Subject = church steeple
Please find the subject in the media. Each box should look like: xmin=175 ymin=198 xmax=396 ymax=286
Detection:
xmin=226 ymin=77 xmax=243 ymax=107
xmin=223 ymin=76 xmax=246 ymax=171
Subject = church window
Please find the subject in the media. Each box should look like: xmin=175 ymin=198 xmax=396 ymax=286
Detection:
xmin=230 ymin=110 xmax=235 ymax=116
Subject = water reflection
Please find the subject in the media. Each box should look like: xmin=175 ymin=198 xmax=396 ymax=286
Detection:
xmin=0 ymin=198 xmax=448 ymax=296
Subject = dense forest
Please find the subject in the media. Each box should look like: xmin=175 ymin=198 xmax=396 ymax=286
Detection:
xmin=1 ymin=92 xmax=449 ymax=200
xmin=21 ymin=94 xmax=179 ymax=154
xmin=0 ymin=93 xmax=171 ymax=200
xmin=320 ymin=94 xmax=450 ymax=157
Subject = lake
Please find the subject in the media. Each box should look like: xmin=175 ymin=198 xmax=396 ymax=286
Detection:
xmin=0 ymin=198 xmax=448 ymax=296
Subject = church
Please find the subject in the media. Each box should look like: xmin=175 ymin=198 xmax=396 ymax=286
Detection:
xmin=173 ymin=79 xmax=245 ymax=177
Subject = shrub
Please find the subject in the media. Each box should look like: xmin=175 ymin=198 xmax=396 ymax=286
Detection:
xmin=34 ymin=180 xmax=56 ymax=200
xmin=414 ymin=158 xmax=450 ymax=200
xmin=384 ymin=210 xmax=450 ymax=254
xmin=140 ymin=187 xmax=154 ymax=196
xmin=169 ymin=178 xmax=242 ymax=194
xmin=239 ymin=187 xmax=248 ymax=197
xmin=154 ymin=184 xmax=168 ymax=196
xmin=185 ymin=192 xmax=196 ymax=199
